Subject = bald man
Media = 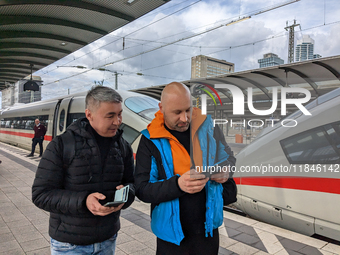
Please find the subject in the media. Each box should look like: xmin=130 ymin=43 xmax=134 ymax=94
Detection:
xmin=27 ymin=119 xmax=46 ymax=157
xmin=135 ymin=82 xmax=237 ymax=254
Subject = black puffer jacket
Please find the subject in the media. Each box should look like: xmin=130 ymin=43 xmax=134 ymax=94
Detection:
xmin=32 ymin=118 xmax=135 ymax=245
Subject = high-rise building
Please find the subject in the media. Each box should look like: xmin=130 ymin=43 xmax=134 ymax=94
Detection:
xmin=295 ymin=35 xmax=315 ymax=62
xmin=258 ymin=53 xmax=284 ymax=68
xmin=191 ymin=55 xmax=234 ymax=79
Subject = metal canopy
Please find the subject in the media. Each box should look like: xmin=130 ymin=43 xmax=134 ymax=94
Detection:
xmin=131 ymin=55 xmax=340 ymax=116
xmin=0 ymin=0 xmax=169 ymax=89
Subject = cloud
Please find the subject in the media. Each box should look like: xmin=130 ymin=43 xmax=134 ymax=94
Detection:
xmin=33 ymin=0 xmax=340 ymax=100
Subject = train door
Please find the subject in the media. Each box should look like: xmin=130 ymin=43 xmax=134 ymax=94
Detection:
xmin=55 ymin=97 xmax=74 ymax=136
xmin=52 ymin=100 xmax=61 ymax=138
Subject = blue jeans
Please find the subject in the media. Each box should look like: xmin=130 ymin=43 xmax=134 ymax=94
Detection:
xmin=50 ymin=234 xmax=117 ymax=255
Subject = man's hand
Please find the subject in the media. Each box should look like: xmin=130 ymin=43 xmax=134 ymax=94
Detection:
xmin=178 ymin=169 xmax=209 ymax=194
xmin=210 ymin=170 xmax=229 ymax=184
xmin=86 ymin=191 xmax=124 ymax=216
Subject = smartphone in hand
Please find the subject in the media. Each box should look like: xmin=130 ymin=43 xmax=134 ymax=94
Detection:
xmin=103 ymin=186 xmax=129 ymax=207
xmin=103 ymin=201 xmax=124 ymax=207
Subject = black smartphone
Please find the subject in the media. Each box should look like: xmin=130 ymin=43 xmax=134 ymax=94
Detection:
xmin=103 ymin=201 xmax=125 ymax=207
xmin=103 ymin=185 xmax=129 ymax=207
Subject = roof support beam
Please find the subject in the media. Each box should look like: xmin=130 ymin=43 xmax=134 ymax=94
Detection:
xmin=0 ymin=42 xmax=71 ymax=54
xmin=0 ymin=51 xmax=59 ymax=61
xmin=0 ymin=31 xmax=87 ymax=45
xmin=251 ymin=71 xmax=286 ymax=87
xmin=0 ymin=15 xmax=108 ymax=35
xmin=0 ymin=69 xmax=31 ymax=76
xmin=227 ymin=75 xmax=272 ymax=99
xmin=0 ymin=59 xmax=48 ymax=67
xmin=0 ymin=76 xmax=20 ymax=81
xmin=0 ymin=73 xmax=25 ymax=79
xmin=0 ymin=1 xmax=135 ymax=21
xmin=312 ymin=61 xmax=340 ymax=81
xmin=279 ymin=67 xmax=319 ymax=95
xmin=0 ymin=64 xmax=39 ymax=71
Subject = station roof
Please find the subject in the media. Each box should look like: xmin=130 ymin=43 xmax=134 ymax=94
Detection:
xmin=0 ymin=0 xmax=169 ymax=90
xmin=131 ymin=55 xmax=340 ymax=117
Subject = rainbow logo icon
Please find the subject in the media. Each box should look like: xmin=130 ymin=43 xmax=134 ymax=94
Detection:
xmin=198 ymin=83 xmax=222 ymax=106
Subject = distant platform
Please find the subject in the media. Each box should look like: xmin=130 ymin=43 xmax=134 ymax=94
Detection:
xmin=0 ymin=142 xmax=339 ymax=255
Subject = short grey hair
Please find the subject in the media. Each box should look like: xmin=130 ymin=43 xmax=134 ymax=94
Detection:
xmin=86 ymin=86 xmax=122 ymax=111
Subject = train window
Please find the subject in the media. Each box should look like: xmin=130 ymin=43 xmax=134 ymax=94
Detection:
xmin=125 ymin=96 xmax=159 ymax=113
xmin=138 ymin=108 xmax=159 ymax=121
xmin=325 ymin=124 xmax=340 ymax=150
xmin=125 ymin=96 xmax=159 ymax=121
xmin=280 ymin=121 xmax=340 ymax=164
xmin=59 ymin=109 xmax=65 ymax=132
xmin=120 ymin=123 xmax=140 ymax=145
xmin=12 ymin=119 xmax=20 ymax=129
xmin=67 ymin=113 xmax=85 ymax=126
xmin=5 ymin=120 xmax=12 ymax=128
xmin=25 ymin=120 xmax=34 ymax=130
xmin=1 ymin=115 xmax=49 ymax=130
xmin=21 ymin=118 xmax=28 ymax=129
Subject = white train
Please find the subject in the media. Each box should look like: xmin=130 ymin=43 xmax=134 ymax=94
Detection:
xmin=233 ymin=87 xmax=340 ymax=242
xmin=0 ymin=90 xmax=159 ymax=155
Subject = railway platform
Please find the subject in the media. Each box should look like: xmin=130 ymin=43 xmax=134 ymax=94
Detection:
xmin=0 ymin=141 xmax=339 ymax=255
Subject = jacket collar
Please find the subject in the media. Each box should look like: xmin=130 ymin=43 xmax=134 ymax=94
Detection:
xmin=147 ymin=108 xmax=206 ymax=139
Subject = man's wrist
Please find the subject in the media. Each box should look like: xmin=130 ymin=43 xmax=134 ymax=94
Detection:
xmin=175 ymin=175 xmax=185 ymax=193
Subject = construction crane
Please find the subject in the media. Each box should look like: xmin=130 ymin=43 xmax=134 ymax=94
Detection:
xmin=285 ymin=19 xmax=301 ymax=63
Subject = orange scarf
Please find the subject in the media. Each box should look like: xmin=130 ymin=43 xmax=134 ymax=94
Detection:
xmin=147 ymin=108 xmax=206 ymax=175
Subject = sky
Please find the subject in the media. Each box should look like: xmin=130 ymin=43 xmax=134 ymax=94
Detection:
xmin=11 ymin=0 xmax=340 ymax=100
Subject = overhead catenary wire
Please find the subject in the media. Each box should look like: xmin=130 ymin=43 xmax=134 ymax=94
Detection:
xmin=57 ymin=18 xmax=328 ymax=90
xmin=40 ymin=0 xmax=340 ymax=92
xmin=43 ymin=16 xmax=251 ymax=85
xmin=90 ymin=0 xmax=297 ymax=62
xmin=137 ymin=19 xmax=340 ymax=73
xmin=141 ymin=0 xmax=195 ymax=19
xmin=118 ymin=0 xmax=302 ymax=51
xmin=39 ymin=0 xmax=201 ymax=76
xmin=43 ymin=0 xmax=300 ymax=86
xmin=42 ymin=0 xmax=298 ymax=77
xmin=42 ymin=17 xmax=340 ymax=89
xmin=41 ymin=69 xmax=185 ymax=98
xmin=123 ymin=0 xmax=201 ymax=38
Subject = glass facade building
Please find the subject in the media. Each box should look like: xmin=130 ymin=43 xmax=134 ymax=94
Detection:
xmin=295 ymin=35 xmax=315 ymax=62
xmin=258 ymin=53 xmax=284 ymax=68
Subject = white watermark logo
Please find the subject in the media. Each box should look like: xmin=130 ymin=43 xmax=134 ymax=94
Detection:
xmin=199 ymin=84 xmax=312 ymax=116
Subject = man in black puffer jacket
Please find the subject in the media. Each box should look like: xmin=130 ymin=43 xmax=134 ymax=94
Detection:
xmin=32 ymin=86 xmax=135 ymax=254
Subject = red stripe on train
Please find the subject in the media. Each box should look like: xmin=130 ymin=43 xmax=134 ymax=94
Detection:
xmin=233 ymin=176 xmax=340 ymax=194
xmin=0 ymin=130 xmax=53 ymax=141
